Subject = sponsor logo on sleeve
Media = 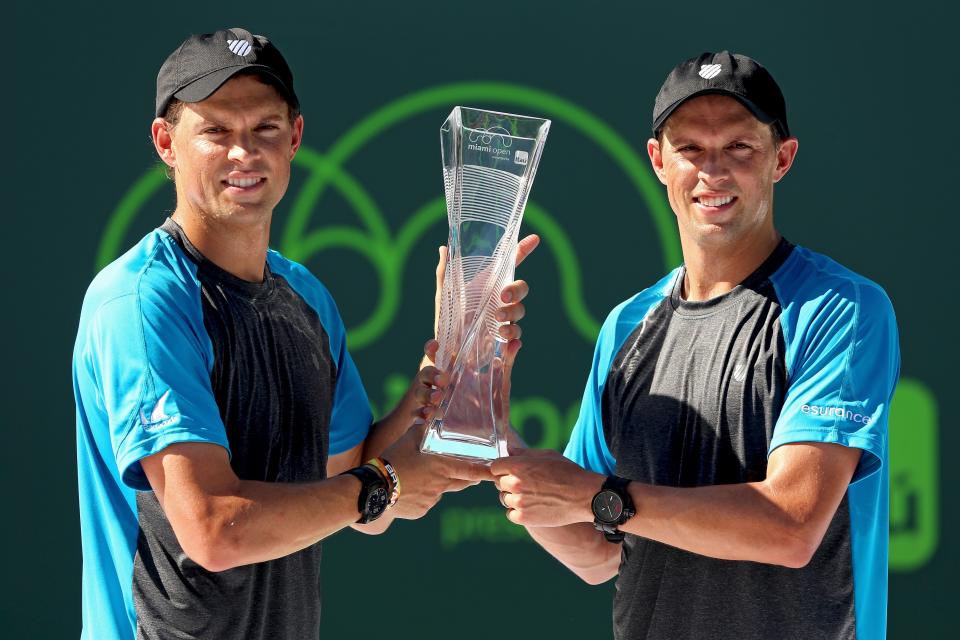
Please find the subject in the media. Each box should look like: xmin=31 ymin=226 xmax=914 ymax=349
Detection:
xmin=139 ymin=389 xmax=178 ymax=430
xmin=800 ymin=403 xmax=872 ymax=425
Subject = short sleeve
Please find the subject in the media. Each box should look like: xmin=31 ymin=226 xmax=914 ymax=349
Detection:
xmin=327 ymin=322 xmax=373 ymax=456
xmin=771 ymin=283 xmax=900 ymax=484
xmin=564 ymin=312 xmax=619 ymax=475
xmin=89 ymin=291 xmax=229 ymax=491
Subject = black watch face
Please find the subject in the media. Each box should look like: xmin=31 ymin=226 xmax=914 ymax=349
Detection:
xmin=592 ymin=490 xmax=624 ymax=524
xmin=366 ymin=486 xmax=389 ymax=516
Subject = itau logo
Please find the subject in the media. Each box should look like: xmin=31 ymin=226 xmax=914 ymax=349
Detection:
xmin=227 ymin=39 xmax=253 ymax=57
xmin=699 ymin=63 xmax=722 ymax=79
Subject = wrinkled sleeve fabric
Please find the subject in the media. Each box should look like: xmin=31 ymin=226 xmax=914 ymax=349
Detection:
xmin=89 ymin=286 xmax=228 ymax=491
xmin=771 ymin=278 xmax=900 ymax=484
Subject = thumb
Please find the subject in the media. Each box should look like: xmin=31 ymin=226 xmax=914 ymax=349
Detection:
xmin=444 ymin=459 xmax=494 ymax=482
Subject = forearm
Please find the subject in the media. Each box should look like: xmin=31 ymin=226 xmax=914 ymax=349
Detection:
xmin=174 ymin=474 xmax=362 ymax=571
xmin=362 ymin=403 xmax=419 ymax=461
xmin=622 ymin=481 xmax=816 ymax=567
xmin=526 ymin=523 xmax=620 ymax=585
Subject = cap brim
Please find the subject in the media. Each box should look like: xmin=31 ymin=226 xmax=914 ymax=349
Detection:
xmin=173 ymin=65 xmax=296 ymax=107
xmin=652 ymin=89 xmax=775 ymax=137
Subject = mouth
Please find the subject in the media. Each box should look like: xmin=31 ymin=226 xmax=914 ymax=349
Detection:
xmin=693 ymin=194 xmax=737 ymax=212
xmin=222 ymin=176 xmax=266 ymax=192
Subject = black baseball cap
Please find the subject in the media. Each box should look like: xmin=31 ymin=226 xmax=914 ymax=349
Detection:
xmin=652 ymin=51 xmax=789 ymax=139
xmin=155 ymin=27 xmax=299 ymax=118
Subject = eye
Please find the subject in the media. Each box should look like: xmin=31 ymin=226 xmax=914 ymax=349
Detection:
xmin=729 ymin=142 xmax=752 ymax=151
xmin=202 ymin=127 xmax=225 ymax=134
xmin=256 ymin=124 xmax=280 ymax=132
xmin=676 ymin=144 xmax=700 ymax=153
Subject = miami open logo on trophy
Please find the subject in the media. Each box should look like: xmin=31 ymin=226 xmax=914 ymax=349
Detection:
xmin=420 ymin=107 xmax=550 ymax=462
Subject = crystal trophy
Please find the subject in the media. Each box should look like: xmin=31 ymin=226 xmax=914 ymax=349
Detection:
xmin=420 ymin=106 xmax=550 ymax=462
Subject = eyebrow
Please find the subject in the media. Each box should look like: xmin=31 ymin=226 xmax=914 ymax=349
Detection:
xmin=196 ymin=113 xmax=286 ymax=127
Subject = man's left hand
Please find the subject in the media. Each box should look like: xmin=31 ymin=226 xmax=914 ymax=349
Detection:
xmin=490 ymin=449 xmax=604 ymax=528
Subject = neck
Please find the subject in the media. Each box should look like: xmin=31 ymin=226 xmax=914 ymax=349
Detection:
xmin=171 ymin=206 xmax=272 ymax=282
xmin=679 ymin=225 xmax=781 ymax=302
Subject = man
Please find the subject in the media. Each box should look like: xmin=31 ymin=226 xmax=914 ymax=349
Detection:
xmin=491 ymin=51 xmax=899 ymax=640
xmin=73 ymin=28 xmax=536 ymax=639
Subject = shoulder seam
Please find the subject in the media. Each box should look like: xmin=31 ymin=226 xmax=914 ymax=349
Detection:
xmin=834 ymin=281 xmax=862 ymax=432
xmin=114 ymin=241 xmax=167 ymax=456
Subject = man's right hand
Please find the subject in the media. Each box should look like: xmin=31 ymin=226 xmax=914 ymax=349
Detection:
xmin=381 ymin=422 xmax=491 ymax=520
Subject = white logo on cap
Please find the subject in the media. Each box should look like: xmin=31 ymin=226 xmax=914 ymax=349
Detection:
xmin=699 ymin=64 xmax=722 ymax=79
xmin=227 ymin=39 xmax=253 ymax=57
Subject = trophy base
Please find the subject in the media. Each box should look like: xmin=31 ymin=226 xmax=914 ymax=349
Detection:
xmin=420 ymin=423 xmax=508 ymax=464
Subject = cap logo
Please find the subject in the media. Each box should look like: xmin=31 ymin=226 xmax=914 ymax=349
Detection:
xmin=227 ymin=39 xmax=253 ymax=57
xmin=699 ymin=64 xmax=722 ymax=79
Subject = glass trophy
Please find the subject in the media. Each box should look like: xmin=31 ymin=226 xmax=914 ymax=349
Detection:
xmin=420 ymin=106 xmax=550 ymax=462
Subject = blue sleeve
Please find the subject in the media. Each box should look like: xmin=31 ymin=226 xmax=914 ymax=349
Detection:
xmin=771 ymin=281 xmax=900 ymax=484
xmin=90 ymin=289 xmax=229 ymax=491
xmin=327 ymin=313 xmax=373 ymax=456
xmin=563 ymin=310 xmax=620 ymax=475
xmin=272 ymin=254 xmax=372 ymax=455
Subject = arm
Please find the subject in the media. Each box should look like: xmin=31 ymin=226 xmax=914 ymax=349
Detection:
xmin=143 ymin=422 xmax=492 ymax=572
xmin=142 ymin=442 xmax=363 ymax=572
xmin=492 ymin=441 xmax=862 ymax=582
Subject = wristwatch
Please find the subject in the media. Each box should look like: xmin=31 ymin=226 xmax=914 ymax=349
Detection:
xmin=591 ymin=475 xmax=636 ymax=543
xmin=343 ymin=464 xmax=390 ymax=524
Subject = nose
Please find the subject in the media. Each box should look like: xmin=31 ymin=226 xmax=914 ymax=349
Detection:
xmin=227 ymin=133 xmax=258 ymax=164
xmin=697 ymin=150 xmax=731 ymax=186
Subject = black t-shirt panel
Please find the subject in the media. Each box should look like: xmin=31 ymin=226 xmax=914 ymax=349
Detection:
xmin=131 ymin=219 xmax=335 ymax=640
xmin=603 ymin=240 xmax=856 ymax=640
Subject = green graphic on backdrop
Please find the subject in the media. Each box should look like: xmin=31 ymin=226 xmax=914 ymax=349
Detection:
xmin=96 ymin=82 xmax=679 ymax=348
xmin=889 ymin=380 xmax=939 ymax=570
xmin=96 ymin=82 xmax=939 ymax=572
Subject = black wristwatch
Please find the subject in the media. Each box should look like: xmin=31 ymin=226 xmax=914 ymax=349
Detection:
xmin=343 ymin=464 xmax=390 ymax=524
xmin=591 ymin=475 xmax=636 ymax=543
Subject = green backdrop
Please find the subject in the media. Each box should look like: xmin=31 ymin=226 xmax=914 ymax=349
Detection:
xmin=7 ymin=1 xmax=954 ymax=637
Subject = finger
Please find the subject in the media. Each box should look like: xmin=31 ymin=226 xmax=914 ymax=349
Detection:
xmin=496 ymin=474 xmax=521 ymax=493
xmin=423 ymin=339 xmax=439 ymax=360
xmin=497 ymin=323 xmax=522 ymax=342
xmin=514 ymin=234 xmax=540 ymax=268
xmin=498 ymin=491 xmax=510 ymax=508
xmin=489 ymin=458 xmax=516 ymax=476
xmin=496 ymin=300 xmax=526 ymax=323
xmin=416 ymin=365 xmax=447 ymax=390
xmin=500 ymin=280 xmax=529 ymax=305
xmin=503 ymin=338 xmax=523 ymax=369
xmin=436 ymin=245 xmax=448 ymax=285
xmin=444 ymin=459 xmax=494 ymax=482
xmin=501 ymin=492 xmax=521 ymax=510
xmin=414 ymin=384 xmax=443 ymax=407
xmin=443 ymin=478 xmax=480 ymax=493
xmin=434 ymin=246 xmax=448 ymax=335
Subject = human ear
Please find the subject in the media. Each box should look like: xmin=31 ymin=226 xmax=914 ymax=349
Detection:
xmin=151 ymin=118 xmax=176 ymax=170
xmin=647 ymin=138 xmax=667 ymax=185
xmin=772 ymin=137 xmax=799 ymax=183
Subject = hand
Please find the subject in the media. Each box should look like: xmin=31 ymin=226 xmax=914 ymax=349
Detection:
xmin=409 ymin=339 xmax=448 ymax=422
xmin=490 ymin=449 xmax=604 ymax=528
xmin=381 ymin=422 xmax=492 ymax=520
xmin=430 ymin=234 xmax=540 ymax=351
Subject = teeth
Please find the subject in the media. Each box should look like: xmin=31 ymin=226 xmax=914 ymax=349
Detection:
xmin=698 ymin=195 xmax=733 ymax=207
xmin=227 ymin=178 xmax=261 ymax=188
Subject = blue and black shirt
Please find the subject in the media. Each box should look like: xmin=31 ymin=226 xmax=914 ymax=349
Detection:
xmin=565 ymin=239 xmax=899 ymax=640
xmin=73 ymin=219 xmax=372 ymax=639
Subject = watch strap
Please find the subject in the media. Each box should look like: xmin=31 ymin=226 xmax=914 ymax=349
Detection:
xmin=343 ymin=465 xmax=387 ymax=524
xmin=592 ymin=475 xmax=636 ymax=543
